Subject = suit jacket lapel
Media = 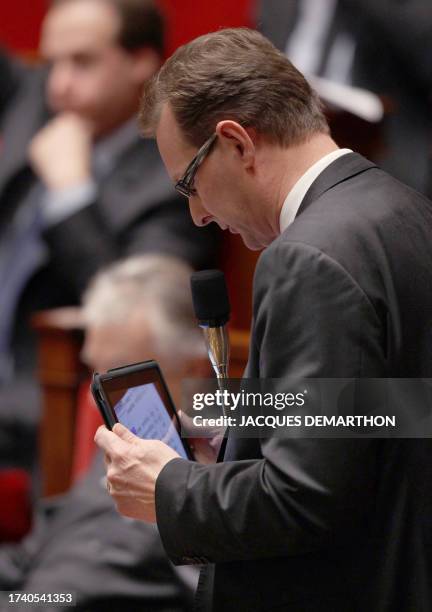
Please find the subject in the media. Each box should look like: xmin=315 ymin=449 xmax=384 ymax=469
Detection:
xmin=99 ymin=137 xmax=174 ymax=230
xmin=296 ymin=152 xmax=377 ymax=219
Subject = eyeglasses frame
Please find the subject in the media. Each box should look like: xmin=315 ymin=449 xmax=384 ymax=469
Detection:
xmin=175 ymin=132 xmax=217 ymax=198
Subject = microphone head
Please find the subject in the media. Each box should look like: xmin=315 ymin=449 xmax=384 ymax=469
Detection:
xmin=190 ymin=269 xmax=230 ymax=327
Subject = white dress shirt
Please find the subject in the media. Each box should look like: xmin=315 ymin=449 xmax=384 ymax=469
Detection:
xmin=279 ymin=148 xmax=352 ymax=233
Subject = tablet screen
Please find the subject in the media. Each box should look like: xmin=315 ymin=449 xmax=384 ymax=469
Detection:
xmin=113 ymin=382 xmax=187 ymax=458
xmin=99 ymin=362 xmax=189 ymax=459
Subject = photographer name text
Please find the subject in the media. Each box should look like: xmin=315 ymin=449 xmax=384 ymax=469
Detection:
xmin=192 ymin=414 xmax=396 ymax=429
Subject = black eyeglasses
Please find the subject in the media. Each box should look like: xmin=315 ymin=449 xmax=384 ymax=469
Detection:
xmin=175 ymin=133 xmax=217 ymax=198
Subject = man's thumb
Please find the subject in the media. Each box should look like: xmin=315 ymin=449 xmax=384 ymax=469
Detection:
xmin=112 ymin=422 xmax=137 ymax=443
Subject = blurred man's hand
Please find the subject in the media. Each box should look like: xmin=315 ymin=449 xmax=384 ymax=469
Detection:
xmin=29 ymin=114 xmax=92 ymax=190
xmin=94 ymin=423 xmax=181 ymax=523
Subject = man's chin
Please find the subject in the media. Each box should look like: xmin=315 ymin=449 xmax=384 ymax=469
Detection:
xmin=240 ymin=232 xmax=266 ymax=251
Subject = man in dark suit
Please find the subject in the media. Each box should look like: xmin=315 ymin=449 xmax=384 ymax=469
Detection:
xmin=259 ymin=0 xmax=432 ymax=196
xmin=95 ymin=29 xmax=432 ymax=611
xmin=0 ymin=0 xmax=217 ymax=381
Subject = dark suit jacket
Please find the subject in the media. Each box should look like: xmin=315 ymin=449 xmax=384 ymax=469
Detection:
xmin=155 ymin=154 xmax=432 ymax=611
xmin=0 ymin=68 xmax=219 ymax=374
xmin=258 ymin=0 xmax=432 ymax=196
xmin=0 ymin=452 xmax=197 ymax=612
xmin=0 ymin=50 xmax=24 ymax=123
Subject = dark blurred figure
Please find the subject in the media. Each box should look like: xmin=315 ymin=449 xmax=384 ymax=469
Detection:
xmin=0 ymin=254 xmax=204 ymax=611
xmin=0 ymin=49 xmax=23 ymax=124
xmin=0 ymin=0 xmax=218 ymax=385
xmin=0 ymin=49 xmax=48 ymax=471
xmin=0 ymin=0 xmax=218 ymax=477
xmin=259 ymin=0 xmax=432 ymax=196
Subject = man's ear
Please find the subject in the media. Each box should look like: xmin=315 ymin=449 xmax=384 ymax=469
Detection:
xmin=215 ymin=120 xmax=256 ymax=169
xmin=130 ymin=47 xmax=162 ymax=85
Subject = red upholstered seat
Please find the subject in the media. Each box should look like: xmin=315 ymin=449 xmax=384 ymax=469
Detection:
xmin=0 ymin=468 xmax=32 ymax=542
xmin=0 ymin=381 xmax=101 ymax=543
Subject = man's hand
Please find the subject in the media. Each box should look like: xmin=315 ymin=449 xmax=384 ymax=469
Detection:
xmin=29 ymin=114 xmax=92 ymax=190
xmin=178 ymin=409 xmax=223 ymax=464
xmin=94 ymin=423 xmax=181 ymax=523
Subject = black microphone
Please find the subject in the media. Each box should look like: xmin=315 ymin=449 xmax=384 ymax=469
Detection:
xmin=190 ymin=269 xmax=230 ymax=379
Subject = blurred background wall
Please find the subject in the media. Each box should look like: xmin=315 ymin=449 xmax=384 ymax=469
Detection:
xmin=0 ymin=0 xmax=255 ymax=57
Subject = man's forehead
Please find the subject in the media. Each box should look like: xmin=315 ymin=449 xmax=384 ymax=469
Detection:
xmin=41 ymin=0 xmax=120 ymax=57
xmin=85 ymin=316 xmax=153 ymax=365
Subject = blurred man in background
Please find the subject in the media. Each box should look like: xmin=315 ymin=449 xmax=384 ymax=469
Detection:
xmin=0 ymin=254 xmax=206 ymax=612
xmin=0 ymin=0 xmax=218 ymax=479
xmin=0 ymin=0 xmax=218 ymax=382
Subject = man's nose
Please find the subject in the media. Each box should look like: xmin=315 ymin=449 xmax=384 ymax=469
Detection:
xmin=188 ymin=196 xmax=212 ymax=227
xmin=48 ymin=63 xmax=73 ymax=106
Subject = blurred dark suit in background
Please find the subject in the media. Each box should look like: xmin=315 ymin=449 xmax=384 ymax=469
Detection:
xmin=0 ymin=254 xmax=206 ymax=611
xmin=0 ymin=1 xmax=218 ymax=476
xmin=0 ymin=0 xmax=219 ymax=383
xmin=0 ymin=453 xmax=196 ymax=612
xmin=0 ymin=49 xmax=26 ymax=124
xmin=259 ymin=0 xmax=432 ymax=196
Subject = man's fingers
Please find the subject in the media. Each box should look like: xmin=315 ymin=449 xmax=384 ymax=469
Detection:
xmin=112 ymin=422 xmax=138 ymax=443
xmin=94 ymin=424 xmax=127 ymax=454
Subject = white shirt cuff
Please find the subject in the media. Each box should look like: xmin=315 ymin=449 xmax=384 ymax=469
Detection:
xmin=42 ymin=180 xmax=98 ymax=227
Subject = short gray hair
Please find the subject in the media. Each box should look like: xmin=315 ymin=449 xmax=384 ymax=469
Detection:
xmin=140 ymin=27 xmax=329 ymax=147
xmin=82 ymin=255 xmax=205 ymax=359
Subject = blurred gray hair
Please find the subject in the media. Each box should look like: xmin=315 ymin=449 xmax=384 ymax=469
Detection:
xmin=82 ymin=255 xmax=205 ymax=359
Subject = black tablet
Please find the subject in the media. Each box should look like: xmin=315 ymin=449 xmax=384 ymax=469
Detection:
xmin=91 ymin=360 xmax=192 ymax=460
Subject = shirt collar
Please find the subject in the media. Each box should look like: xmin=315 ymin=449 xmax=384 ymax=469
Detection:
xmin=279 ymin=148 xmax=352 ymax=234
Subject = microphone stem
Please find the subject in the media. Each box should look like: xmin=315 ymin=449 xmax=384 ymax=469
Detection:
xmin=216 ymin=374 xmax=229 ymax=419
xmin=201 ymin=326 xmax=230 ymax=379
xmin=201 ymin=325 xmax=230 ymax=417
